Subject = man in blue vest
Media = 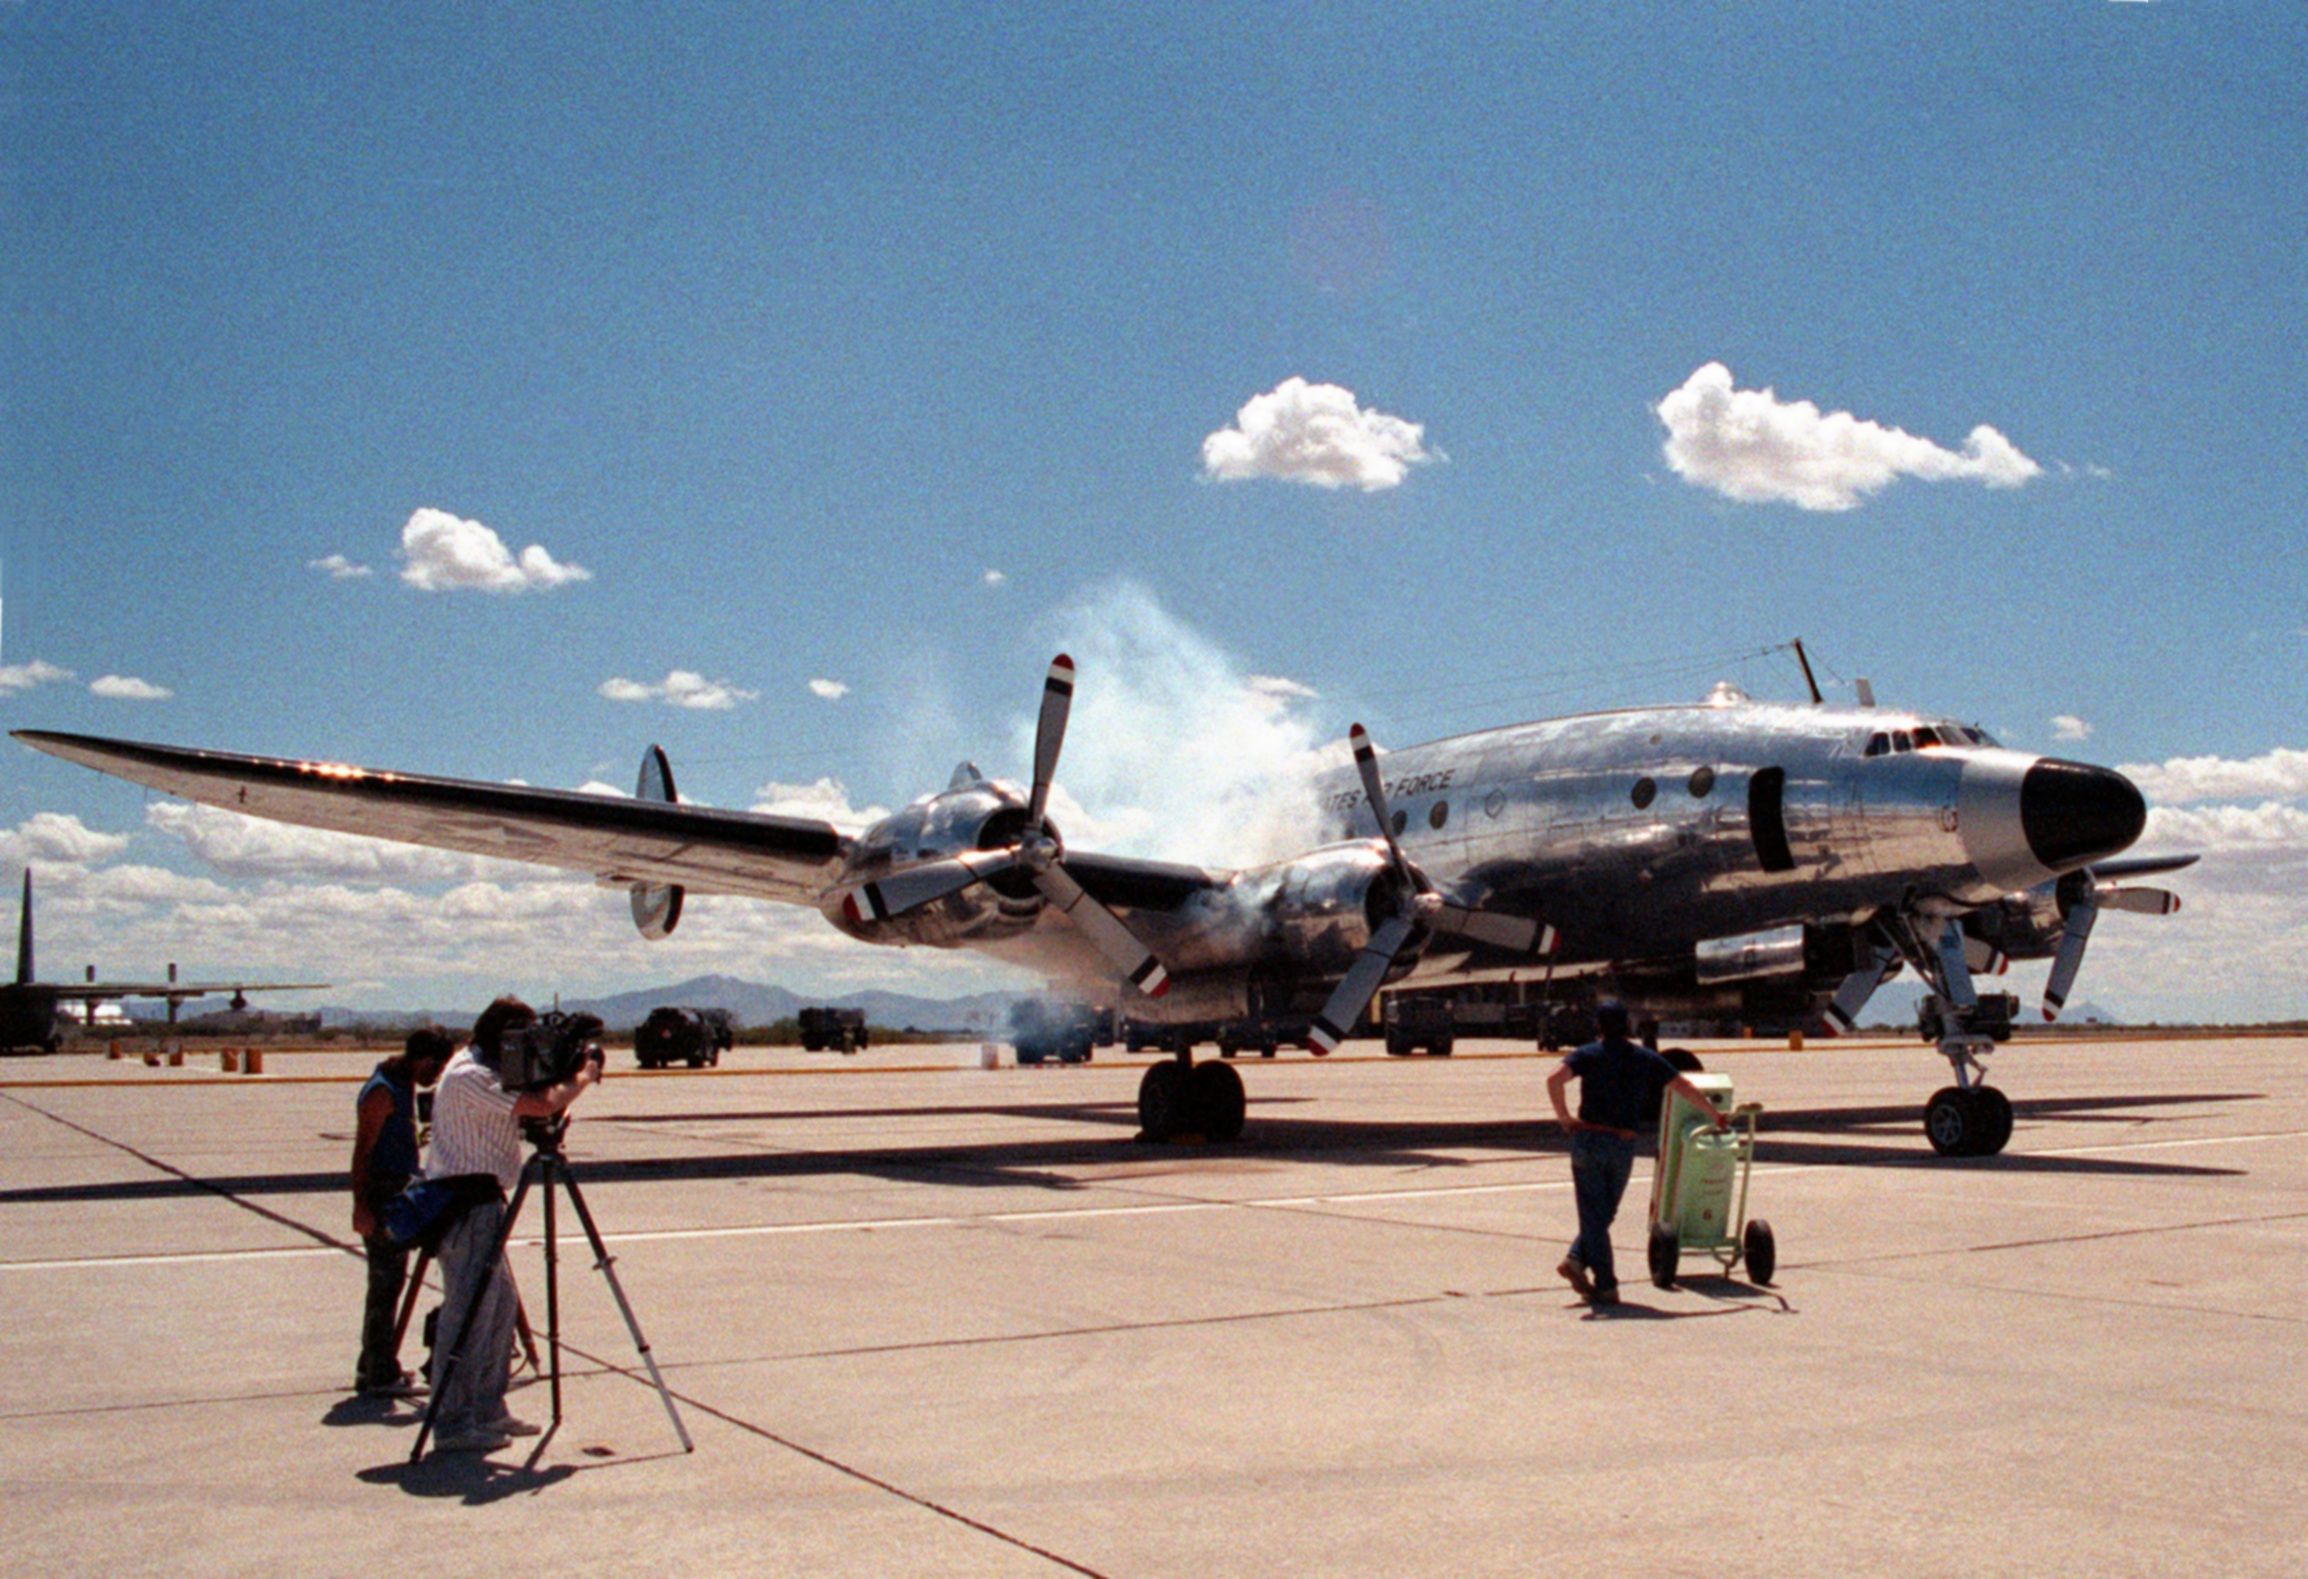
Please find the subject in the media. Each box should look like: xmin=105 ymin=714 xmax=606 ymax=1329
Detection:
xmin=1546 ymin=1000 xmax=1725 ymax=1305
xmin=350 ymin=1027 xmax=455 ymax=1397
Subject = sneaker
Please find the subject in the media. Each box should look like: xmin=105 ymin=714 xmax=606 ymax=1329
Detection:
xmin=1556 ymin=1256 xmax=1594 ymax=1297
xmin=1590 ymin=1281 xmax=1621 ymax=1307
xmin=360 ymin=1370 xmax=427 ymax=1401
xmin=432 ymin=1427 xmax=512 ymax=1455
xmin=486 ymin=1414 xmax=542 ymax=1438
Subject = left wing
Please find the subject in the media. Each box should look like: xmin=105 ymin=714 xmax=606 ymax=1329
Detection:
xmin=44 ymin=980 xmax=328 ymax=1006
xmin=15 ymin=731 xmax=850 ymax=905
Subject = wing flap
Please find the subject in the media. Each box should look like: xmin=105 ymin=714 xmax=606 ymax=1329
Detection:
xmin=16 ymin=731 xmax=849 ymax=905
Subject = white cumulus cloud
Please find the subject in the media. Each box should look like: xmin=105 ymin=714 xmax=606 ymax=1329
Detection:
xmin=807 ymin=678 xmax=850 ymax=701
xmin=0 ymin=659 xmax=73 ymax=693
xmin=145 ymin=803 xmax=529 ymax=884
xmin=1202 ymin=377 xmax=1435 ymax=492
xmin=1656 ymin=363 xmax=2041 ymax=511
xmin=598 ymin=670 xmax=758 ymax=710
xmin=398 ymin=507 xmax=590 ymax=593
xmin=0 ymin=813 xmax=132 ymax=870
xmin=2050 ymin=714 xmax=2093 ymax=742
xmin=983 ymin=569 xmax=1007 ymax=587
xmin=2120 ymin=746 xmax=2308 ymax=806
xmin=90 ymin=674 xmax=173 ymax=701
xmin=310 ymin=553 xmax=373 ymax=580
xmin=751 ymin=778 xmax=889 ymax=832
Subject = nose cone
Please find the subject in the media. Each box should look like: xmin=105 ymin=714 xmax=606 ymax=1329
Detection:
xmin=2021 ymin=760 xmax=2145 ymax=872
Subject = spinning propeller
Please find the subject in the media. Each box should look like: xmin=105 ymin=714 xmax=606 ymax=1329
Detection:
xmin=839 ymin=657 xmax=1171 ymax=999
xmin=1306 ymin=725 xmax=1556 ymax=1054
xmin=2041 ymin=854 xmax=2193 ymax=1021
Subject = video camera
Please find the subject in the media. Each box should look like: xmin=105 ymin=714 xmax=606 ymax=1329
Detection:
xmin=496 ymin=1010 xmax=607 ymax=1092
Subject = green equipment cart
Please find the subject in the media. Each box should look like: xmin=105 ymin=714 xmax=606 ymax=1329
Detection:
xmin=1646 ymin=1072 xmax=1776 ymax=1287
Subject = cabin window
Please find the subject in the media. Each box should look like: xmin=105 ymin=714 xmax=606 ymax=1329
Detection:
xmin=1484 ymin=788 xmax=1506 ymax=819
xmin=1390 ymin=809 xmax=1408 ymax=837
xmin=1630 ymin=777 xmax=1657 ymax=810
xmin=1688 ymin=766 xmax=1716 ymax=798
xmin=1866 ymin=732 xmax=1890 ymax=757
xmin=1428 ymin=800 xmax=1449 ymax=830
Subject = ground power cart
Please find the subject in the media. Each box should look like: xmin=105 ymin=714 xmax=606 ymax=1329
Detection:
xmin=1646 ymin=1072 xmax=1776 ymax=1287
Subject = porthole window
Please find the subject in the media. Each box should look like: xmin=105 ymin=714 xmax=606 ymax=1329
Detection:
xmin=1391 ymin=809 xmax=1408 ymax=836
xmin=1631 ymin=777 xmax=1657 ymax=810
xmin=1484 ymin=788 xmax=1506 ymax=819
xmin=1429 ymin=800 xmax=1449 ymax=830
xmin=1688 ymin=766 xmax=1716 ymax=798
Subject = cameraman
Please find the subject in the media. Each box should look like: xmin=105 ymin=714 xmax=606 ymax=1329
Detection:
xmin=425 ymin=995 xmax=603 ymax=1455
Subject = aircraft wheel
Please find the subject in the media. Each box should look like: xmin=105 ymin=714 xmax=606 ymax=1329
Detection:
xmin=1648 ymin=1224 xmax=1680 ymax=1289
xmin=1925 ymin=1087 xmax=1980 ymax=1156
xmin=1743 ymin=1219 xmax=1777 ymax=1285
xmin=1662 ymin=1047 xmax=1703 ymax=1073
xmin=1974 ymin=1086 xmax=2014 ymax=1155
xmin=1189 ymin=1059 xmax=1246 ymax=1142
xmin=1138 ymin=1061 xmax=1189 ymax=1140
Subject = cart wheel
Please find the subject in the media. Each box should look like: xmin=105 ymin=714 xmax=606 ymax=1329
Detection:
xmin=1743 ymin=1219 xmax=1777 ymax=1285
xmin=1648 ymin=1224 xmax=1680 ymax=1289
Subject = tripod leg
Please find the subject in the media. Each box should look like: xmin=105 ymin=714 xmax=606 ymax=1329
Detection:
xmin=557 ymin=1169 xmax=694 ymax=1453
xmin=411 ymin=1169 xmax=531 ymax=1463
xmin=391 ymin=1246 xmax=434 ymax=1354
xmin=543 ymin=1155 xmax=563 ymax=1426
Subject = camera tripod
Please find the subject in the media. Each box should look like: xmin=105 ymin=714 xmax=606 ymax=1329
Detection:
xmin=411 ymin=1124 xmax=693 ymax=1461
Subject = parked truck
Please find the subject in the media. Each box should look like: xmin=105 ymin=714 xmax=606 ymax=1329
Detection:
xmin=634 ymin=1005 xmax=734 ymax=1069
xmin=797 ymin=1006 xmax=868 ymax=1053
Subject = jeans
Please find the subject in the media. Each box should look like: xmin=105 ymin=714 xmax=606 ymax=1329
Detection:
xmin=1569 ymin=1130 xmax=1637 ymax=1289
xmin=357 ymin=1234 xmax=410 ymax=1389
xmin=430 ymin=1196 xmax=516 ymax=1435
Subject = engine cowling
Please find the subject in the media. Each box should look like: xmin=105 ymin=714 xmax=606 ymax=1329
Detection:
xmin=824 ymin=781 xmax=1048 ymax=945
xmin=1159 ymin=842 xmax=1412 ymax=979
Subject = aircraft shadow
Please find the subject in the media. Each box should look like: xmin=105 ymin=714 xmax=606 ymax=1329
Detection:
xmin=0 ymin=1090 xmax=2254 ymax=1212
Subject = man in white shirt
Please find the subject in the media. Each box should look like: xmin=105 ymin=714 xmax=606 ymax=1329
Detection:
xmin=426 ymin=996 xmax=602 ymax=1455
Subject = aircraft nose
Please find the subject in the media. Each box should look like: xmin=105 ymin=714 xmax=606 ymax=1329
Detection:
xmin=2021 ymin=759 xmax=2145 ymax=871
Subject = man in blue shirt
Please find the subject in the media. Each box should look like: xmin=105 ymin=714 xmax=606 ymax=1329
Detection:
xmin=1545 ymin=1000 xmax=1725 ymax=1305
xmin=350 ymin=1026 xmax=455 ymax=1397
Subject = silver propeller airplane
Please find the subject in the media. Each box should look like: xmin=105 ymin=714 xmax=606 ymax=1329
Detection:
xmin=13 ymin=652 xmax=2189 ymax=1153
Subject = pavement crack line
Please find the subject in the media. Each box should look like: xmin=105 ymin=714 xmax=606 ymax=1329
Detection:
xmin=0 ymin=1091 xmax=354 ymax=1258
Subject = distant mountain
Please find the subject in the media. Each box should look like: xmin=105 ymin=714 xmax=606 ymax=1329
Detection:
xmin=556 ymin=975 xmax=1030 ymax=1034
xmin=1862 ymin=976 xmax=2123 ymax=1029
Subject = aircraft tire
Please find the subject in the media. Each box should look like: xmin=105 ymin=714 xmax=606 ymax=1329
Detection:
xmin=1189 ymin=1059 xmax=1246 ymax=1142
xmin=1138 ymin=1061 xmax=1188 ymax=1140
xmin=1648 ymin=1224 xmax=1680 ymax=1289
xmin=1925 ymin=1087 xmax=1979 ymax=1157
xmin=1974 ymin=1087 xmax=2014 ymax=1155
xmin=1743 ymin=1219 xmax=1777 ymax=1285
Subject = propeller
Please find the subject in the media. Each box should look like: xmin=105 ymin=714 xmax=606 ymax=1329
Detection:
xmin=1306 ymin=725 xmax=1555 ymax=1054
xmin=1820 ymin=931 xmax=1900 ymax=1036
xmin=838 ymin=656 xmax=1170 ymax=999
xmin=2042 ymin=867 xmax=2184 ymax=1021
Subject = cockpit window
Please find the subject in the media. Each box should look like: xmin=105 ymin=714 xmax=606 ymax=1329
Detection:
xmin=1892 ymin=730 xmax=1913 ymax=752
xmin=1865 ymin=732 xmax=1890 ymax=757
xmin=1913 ymin=726 xmax=1941 ymax=748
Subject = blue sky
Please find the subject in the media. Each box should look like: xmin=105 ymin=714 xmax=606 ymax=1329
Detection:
xmin=3 ymin=3 xmax=2303 ymax=1020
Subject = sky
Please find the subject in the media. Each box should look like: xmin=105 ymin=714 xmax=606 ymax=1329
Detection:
xmin=3 ymin=3 xmax=2303 ymax=1022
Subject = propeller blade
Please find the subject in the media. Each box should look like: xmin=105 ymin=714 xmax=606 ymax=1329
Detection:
xmin=1431 ymin=902 xmax=1557 ymax=955
xmin=2096 ymin=885 xmax=2180 ymax=917
xmin=1350 ymin=724 xmax=1411 ymax=879
xmin=840 ymin=849 xmax=1018 ymax=925
xmin=2042 ymin=898 xmax=2099 ymax=1021
xmin=1308 ymin=913 xmax=1417 ymax=1056
xmin=1027 ymin=654 xmax=1074 ymax=829
xmin=1032 ymin=860 xmax=1170 ymax=998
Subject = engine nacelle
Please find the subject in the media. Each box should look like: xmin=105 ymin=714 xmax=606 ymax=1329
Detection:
xmin=823 ymin=779 xmax=1046 ymax=946
xmin=1158 ymin=841 xmax=1410 ymax=979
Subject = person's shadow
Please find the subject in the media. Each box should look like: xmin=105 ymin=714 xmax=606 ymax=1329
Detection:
xmin=1578 ymin=1277 xmax=1796 ymax=1321
xmin=358 ymin=1450 xmax=577 ymax=1504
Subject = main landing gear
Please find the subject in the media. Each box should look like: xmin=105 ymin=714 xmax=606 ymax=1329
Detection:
xmin=1136 ymin=1043 xmax=1246 ymax=1143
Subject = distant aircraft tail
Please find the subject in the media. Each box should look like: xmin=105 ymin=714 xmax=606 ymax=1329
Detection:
xmin=15 ymin=868 xmax=31 ymax=986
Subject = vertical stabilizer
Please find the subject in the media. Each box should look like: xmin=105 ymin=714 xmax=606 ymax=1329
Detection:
xmin=16 ymin=869 xmax=32 ymax=986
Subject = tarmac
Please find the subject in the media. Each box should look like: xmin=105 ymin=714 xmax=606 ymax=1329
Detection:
xmin=3 ymin=1032 xmax=2304 ymax=1577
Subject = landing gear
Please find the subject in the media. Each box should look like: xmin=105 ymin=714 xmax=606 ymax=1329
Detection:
xmin=1926 ymin=1083 xmax=2014 ymax=1157
xmin=1136 ymin=1052 xmax=1245 ymax=1142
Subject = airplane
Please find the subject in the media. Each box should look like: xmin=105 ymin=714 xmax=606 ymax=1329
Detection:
xmin=0 ymin=868 xmax=327 ymax=1053
xmin=12 ymin=648 xmax=2190 ymax=1151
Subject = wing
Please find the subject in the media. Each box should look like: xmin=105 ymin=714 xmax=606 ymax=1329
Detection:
xmin=15 ymin=731 xmax=849 ymax=905
xmin=44 ymin=981 xmax=330 ymax=1004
